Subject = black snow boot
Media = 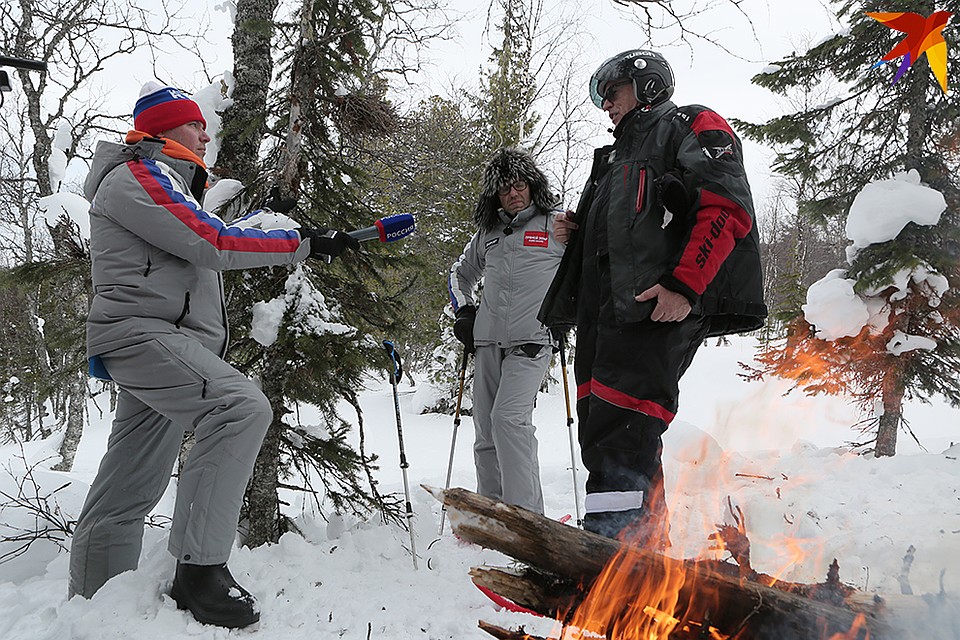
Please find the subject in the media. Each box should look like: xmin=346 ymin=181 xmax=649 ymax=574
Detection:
xmin=170 ymin=562 xmax=260 ymax=629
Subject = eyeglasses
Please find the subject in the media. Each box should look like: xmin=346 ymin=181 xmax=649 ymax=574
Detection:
xmin=601 ymin=80 xmax=631 ymax=104
xmin=497 ymin=180 xmax=528 ymax=196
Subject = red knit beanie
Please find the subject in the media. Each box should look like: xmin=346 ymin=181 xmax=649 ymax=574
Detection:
xmin=133 ymin=83 xmax=206 ymax=136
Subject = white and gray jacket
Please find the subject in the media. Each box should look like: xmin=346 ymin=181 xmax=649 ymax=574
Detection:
xmin=85 ymin=138 xmax=311 ymax=359
xmin=448 ymin=204 xmax=564 ymax=348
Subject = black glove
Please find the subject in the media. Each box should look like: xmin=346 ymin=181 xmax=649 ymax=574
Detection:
xmin=262 ymin=185 xmax=298 ymax=213
xmin=453 ymin=306 xmax=476 ymax=354
xmin=656 ymin=170 xmax=696 ymax=217
xmin=299 ymin=227 xmax=360 ymax=263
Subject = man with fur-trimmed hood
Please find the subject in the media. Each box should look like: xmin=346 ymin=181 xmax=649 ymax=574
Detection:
xmin=448 ymin=148 xmax=564 ymax=514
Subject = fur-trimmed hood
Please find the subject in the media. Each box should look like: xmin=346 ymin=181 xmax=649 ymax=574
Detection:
xmin=474 ymin=148 xmax=556 ymax=230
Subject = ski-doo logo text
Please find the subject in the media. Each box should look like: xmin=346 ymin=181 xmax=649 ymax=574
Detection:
xmin=695 ymin=208 xmax=732 ymax=267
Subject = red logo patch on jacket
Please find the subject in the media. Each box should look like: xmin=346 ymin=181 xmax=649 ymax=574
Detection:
xmin=523 ymin=231 xmax=549 ymax=247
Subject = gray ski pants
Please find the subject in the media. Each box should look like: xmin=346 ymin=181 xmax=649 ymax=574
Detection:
xmin=471 ymin=343 xmax=550 ymax=514
xmin=69 ymin=333 xmax=271 ymax=598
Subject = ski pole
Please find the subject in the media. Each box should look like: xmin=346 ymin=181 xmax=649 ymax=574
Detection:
xmin=558 ymin=333 xmax=583 ymax=527
xmin=438 ymin=349 xmax=469 ymax=537
xmin=383 ymin=340 xmax=418 ymax=569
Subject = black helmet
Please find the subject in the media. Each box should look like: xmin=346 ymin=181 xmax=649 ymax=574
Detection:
xmin=589 ymin=49 xmax=675 ymax=108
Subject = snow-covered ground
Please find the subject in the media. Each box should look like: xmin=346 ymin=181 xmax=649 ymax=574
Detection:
xmin=1 ymin=336 xmax=958 ymax=639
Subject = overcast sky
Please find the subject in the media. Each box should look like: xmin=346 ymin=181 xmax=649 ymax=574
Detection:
xmin=416 ymin=0 xmax=845 ymax=206
xmin=67 ymin=0 xmax=859 ymax=210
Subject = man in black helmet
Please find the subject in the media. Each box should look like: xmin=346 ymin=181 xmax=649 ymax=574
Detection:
xmin=540 ymin=50 xmax=766 ymax=542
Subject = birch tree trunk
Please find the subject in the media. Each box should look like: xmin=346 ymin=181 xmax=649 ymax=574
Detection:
xmin=276 ymin=0 xmax=315 ymax=201
xmin=215 ymin=0 xmax=280 ymax=185
xmin=52 ymin=372 xmax=85 ymax=471
xmin=216 ymin=0 xmax=290 ymax=548
xmin=242 ymin=0 xmax=315 ymax=546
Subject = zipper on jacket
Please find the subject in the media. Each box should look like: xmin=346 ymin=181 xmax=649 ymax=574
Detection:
xmin=635 ymin=167 xmax=646 ymax=213
xmin=174 ymin=291 xmax=191 ymax=328
xmin=217 ymin=273 xmax=230 ymax=358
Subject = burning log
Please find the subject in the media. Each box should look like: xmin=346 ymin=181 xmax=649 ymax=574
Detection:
xmin=428 ymin=486 xmax=960 ymax=640
xmin=478 ymin=619 xmax=736 ymax=640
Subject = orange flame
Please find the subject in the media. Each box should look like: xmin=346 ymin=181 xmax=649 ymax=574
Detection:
xmin=542 ymin=521 xmax=729 ymax=640
xmin=519 ymin=340 xmax=882 ymax=639
xmin=563 ymin=548 xmax=690 ymax=639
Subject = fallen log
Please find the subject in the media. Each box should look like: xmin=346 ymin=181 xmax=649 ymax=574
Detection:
xmin=469 ymin=565 xmax=579 ymax=615
xmin=428 ymin=486 xmax=960 ymax=640
xmin=477 ymin=620 xmax=546 ymax=640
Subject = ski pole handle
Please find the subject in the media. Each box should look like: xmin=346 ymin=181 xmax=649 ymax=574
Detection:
xmin=382 ymin=340 xmax=403 ymax=383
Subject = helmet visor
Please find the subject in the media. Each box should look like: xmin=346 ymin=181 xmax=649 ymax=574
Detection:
xmin=588 ymin=54 xmax=626 ymax=108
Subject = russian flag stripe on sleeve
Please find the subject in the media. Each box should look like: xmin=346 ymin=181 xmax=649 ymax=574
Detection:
xmin=129 ymin=159 xmax=301 ymax=253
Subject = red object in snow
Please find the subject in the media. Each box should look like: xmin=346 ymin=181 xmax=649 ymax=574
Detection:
xmin=475 ymin=584 xmax=543 ymax=617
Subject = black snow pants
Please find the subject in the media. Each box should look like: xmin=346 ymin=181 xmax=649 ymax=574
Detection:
xmin=575 ymin=250 xmax=708 ymax=543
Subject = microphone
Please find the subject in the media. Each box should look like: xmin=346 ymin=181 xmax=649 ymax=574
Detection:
xmin=347 ymin=213 xmax=415 ymax=243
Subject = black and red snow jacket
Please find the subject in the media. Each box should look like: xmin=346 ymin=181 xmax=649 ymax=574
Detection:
xmin=539 ymin=100 xmax=767 ymax=337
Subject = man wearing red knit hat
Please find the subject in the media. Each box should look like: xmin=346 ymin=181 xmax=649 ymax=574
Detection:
xmin=130 ymin=83 xmax=212 ymax=161
xmin=68 ymin=82 xmax=358 ymax=629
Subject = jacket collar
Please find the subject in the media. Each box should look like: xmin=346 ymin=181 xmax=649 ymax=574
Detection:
xmin=613 ymin=99 xmax=677 ymax=139
xmin=85 ymin=135 xmax=209 ymax=203
xmin=499 ymin=203 xmax=541 ymax=228
xmin=125 ymin=130 xmax=207 ymax=169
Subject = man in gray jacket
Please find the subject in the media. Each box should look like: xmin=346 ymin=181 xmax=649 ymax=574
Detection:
xmin=448 ymin=148 xmax=563 ymax=514
xmin=69 ymin=83 xmax=357 ymax=628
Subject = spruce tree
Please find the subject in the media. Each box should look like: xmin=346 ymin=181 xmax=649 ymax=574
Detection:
xmin=346 ymin=94 xmax=487 ymax=366
xmin=739 ymin=0 xmax=960 ymax=455
xmin=411 ymin=0 xmax=546 ymax=413
xmin=217 ymin=0 xmax=446 ymax=545
xmin=474 ymin=0 xmax=541 ymax=154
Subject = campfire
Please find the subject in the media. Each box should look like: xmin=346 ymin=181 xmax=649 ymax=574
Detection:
xmin=557 ymin=539 xmax=723 ymax=640
xmin=426 ymin=486 xmax=960 ymax=640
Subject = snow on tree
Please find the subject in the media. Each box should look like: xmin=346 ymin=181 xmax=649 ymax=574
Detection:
xmin=739 ymin=0 xmax=960 ymax=456
xmin=745 ymin=170 xmax=957 ymax=456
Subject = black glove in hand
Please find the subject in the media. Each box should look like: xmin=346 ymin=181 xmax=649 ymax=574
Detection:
xmin=299 ymin=227 xmax=360 ymax=263
xmin=453 ymin=306 xmax=477 ymax=354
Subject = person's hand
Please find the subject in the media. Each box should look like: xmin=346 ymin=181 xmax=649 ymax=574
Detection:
xmin=453 ymin=306 xmax=477 ymax=354
xmin=299 ymin=227 xmax=360 ymax=262
xmin=553 ymin=210 xmax=578 ymax=244
xmin=635 ymin=284 xmax=691 ymax=322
